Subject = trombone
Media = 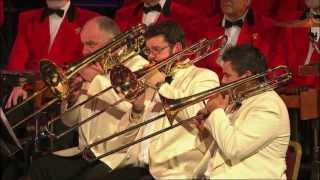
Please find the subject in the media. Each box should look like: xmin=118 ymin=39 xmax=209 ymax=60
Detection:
xmin=110 ymin=36 xmax=227 ymax=101
xmin=79 ymin=36 xmax=227 ymax=161
xmin=39 ymin=36 xmax=226 ymax=141
xmin=82 ymin=65 xmax=292 ymax=162
xmin=0 ymin=23 xmax=147 ymax=151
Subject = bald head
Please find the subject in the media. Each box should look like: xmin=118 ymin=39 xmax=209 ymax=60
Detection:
xmin=80 ymin=16 xmax=120 ymax=56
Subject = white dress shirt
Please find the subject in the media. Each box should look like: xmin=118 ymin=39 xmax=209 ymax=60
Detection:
xmin=222 ymin=11 xmax=248 ymax=47
xmin=138 ymin=105 xmax=157 ymax=166
xmin=305 ymin=26 xmax=320 ymax=65
xmin=142 ymin=0 xmax=166 ymax=26
xmin=49 ymin=1 xmax=70 ymax=50
xmin=217 ymin=12 xmax=247 ymax=65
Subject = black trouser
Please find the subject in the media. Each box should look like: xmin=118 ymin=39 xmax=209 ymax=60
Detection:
xmin=101 ymin=165 xmax=154 ymax=180
xmin=29 ymin=154 xmax=111 ymax=180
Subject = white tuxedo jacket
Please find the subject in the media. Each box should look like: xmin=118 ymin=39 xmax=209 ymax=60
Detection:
xmin=116 ymin=65 xmax=220 ymax=179
xmin=54 ymin=55 xmax=148 ymax=169
xmin=193 ymin=90 xmax=290 ymax=179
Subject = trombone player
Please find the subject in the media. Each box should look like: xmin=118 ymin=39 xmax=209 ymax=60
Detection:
xmin=27 ymin=16 xmax=148 ymax=180
xmin=193 ymin=44 xmax=290 ymax=179
xmin=102 ymin=20 xmax=220 ymax=179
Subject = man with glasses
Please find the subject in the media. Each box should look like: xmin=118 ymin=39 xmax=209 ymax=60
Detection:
xmin=101 ymin=20 xmax=219 ymax=180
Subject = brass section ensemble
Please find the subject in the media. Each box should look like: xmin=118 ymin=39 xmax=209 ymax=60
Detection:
xmin=110 ymin=36 xmax=227 ymax=101
xmin=82 ymin=65 xmax=292 ymax=162
xmin=38 ymin=36 xmax=226 ymax=141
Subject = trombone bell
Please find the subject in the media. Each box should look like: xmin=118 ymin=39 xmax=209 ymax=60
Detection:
xmin=40 ymin=60 xmax=69 ymax=99
xmin=110 ymin=64 xmax=145 ymax=101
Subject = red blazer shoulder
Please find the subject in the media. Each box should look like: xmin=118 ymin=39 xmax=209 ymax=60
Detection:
xmin=73 ymin=7 xmax=100 ymax=25
xmin=114 ymin=3 xmax=138 ymax=31
xmin=281 ymin=27 xmax=319 ymax=88
xmin=175 ymin=0 xmax=220 ymax=17
xmin=6 ymin=7 xmax=99 ymax=71
xmin=193 ymin=11 xmax=285 ymax=78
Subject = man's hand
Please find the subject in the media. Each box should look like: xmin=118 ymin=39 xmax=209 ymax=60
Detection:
xmin=206 ymin=94 xmax=229 ymax=112
xmin=193 ymin=109 xmax=210 ymax=141
xmin=192 ymin=94 xmax=229 ymax=141
xmin=145 ymin=69 xmax=166 ymax=88
xmin=5 ymin=86 xmax=28 ymax=109
xmin=67 ymin=76 xmax=83 ymax=107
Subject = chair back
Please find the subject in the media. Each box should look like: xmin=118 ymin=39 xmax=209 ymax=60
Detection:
xmin=286 ymin=140 xmax=302 ymax=180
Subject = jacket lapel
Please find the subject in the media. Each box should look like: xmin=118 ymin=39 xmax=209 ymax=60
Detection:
xmin=237 ymin=23 xmax=254 ymax=45
xmin=34 ymin=17 xmax=51 ymax=54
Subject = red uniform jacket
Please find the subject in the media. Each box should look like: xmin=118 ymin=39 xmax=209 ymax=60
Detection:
xmin=274 ymin=0 xmax=306 ymax=21
xmin=250 ymin=0 xmax=305 ymax=20
xmin=282 ymin=23 xmax=320 ymax=88
xmin=6 ymin=5 xmax=99 ymax=71
xmin=251 ymin=0 xmax=278 ymax=18
xmin=192 ymin=9 xmax=286 ymax=79
xmin=124 ymin=0 xmax=220 ymax=17
xmin=175 ymin=0 xmax=220 ymax=17
xmin=114 ymin=0 xmax=200 ymax=43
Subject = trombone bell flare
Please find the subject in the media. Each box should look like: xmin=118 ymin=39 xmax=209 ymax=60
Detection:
xmin=40 ymin=60 xmax=69 ymax=99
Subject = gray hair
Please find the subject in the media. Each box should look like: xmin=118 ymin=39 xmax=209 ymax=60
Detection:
xmin=95 ymin=16 xmax=120 ymax=37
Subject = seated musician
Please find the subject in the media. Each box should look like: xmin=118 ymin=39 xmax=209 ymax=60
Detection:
xmin=27 ymin=16 xmax=148 ymax=180
xmin=101 ymin=20 xmax=220 ymax=179
xmin=193 ymin=44 xmax=290 ymax=179
xmin=5 ymin=0 xmax=99 ymax=109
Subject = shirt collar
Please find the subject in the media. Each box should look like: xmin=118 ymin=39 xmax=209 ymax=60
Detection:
xmin=133 ymin=0 xmax=171 ymax=16
xmin=40 ymin=1 xmax=75 ymax=22
xmin=221 ymin=8 xmax=255 ymax=27
xmin=144 ymin=0 xmax=166 ymax=8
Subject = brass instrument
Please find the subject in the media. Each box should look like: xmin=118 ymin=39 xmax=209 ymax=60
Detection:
xmin=0 ymin=23 xmax=147 ymax=154
xmin=37 ymin=36 xmax=226 ymax=141
xmin=79 ymin=36 xmax=227 ymax=161
xmin=82 ymin=65 xmax=292 ymax=162
xmin=110 ymin=36 xmax=227 ymax=101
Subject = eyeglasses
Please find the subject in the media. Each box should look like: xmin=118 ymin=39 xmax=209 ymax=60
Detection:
xmin=143 ymin=46 xmax=170 ymax=56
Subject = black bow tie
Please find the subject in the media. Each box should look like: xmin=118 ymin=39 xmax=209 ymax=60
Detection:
xmin=143 ymin=4 xmax=162 ymax=14
xmin=309 ymin=31 xmax=319 ymax=42
xmin=224 ymin=19 xmax=243 ymax=28
xmin=312 ymin=14 xmax=320 ymax=19
xmin=43 ymin=7 xmax=64 ymax=18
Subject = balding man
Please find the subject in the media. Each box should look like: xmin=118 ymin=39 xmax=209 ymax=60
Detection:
xmin=27 ymin=16 xmax=148 ymax=180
